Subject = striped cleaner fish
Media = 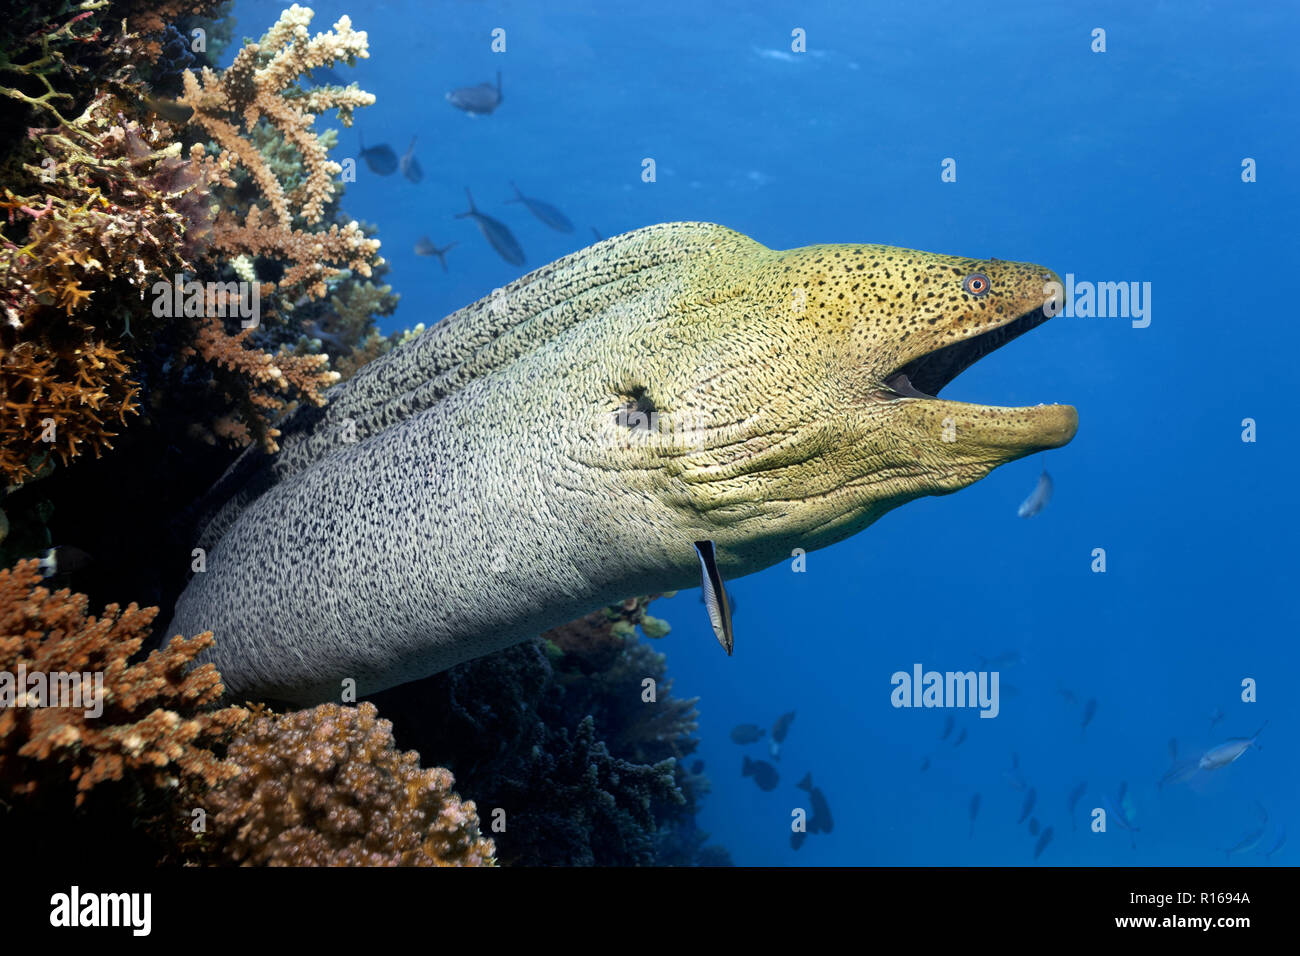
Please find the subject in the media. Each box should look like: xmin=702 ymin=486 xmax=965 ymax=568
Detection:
xmin=169 ymin=223 xmax=1077 ymax=703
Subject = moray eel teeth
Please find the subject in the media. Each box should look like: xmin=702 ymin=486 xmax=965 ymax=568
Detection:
xmin=170 ymin=223 xmax=1078 ymax=704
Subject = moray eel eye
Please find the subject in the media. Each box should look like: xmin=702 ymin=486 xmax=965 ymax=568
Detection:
xmin=963 ymin=273 xmax=991 ymax=296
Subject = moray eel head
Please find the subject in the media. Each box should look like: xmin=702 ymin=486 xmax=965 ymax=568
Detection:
xmin=643 ymin=238 xmax=1077 ymax=569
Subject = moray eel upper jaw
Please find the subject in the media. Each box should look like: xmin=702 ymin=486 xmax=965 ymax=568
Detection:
xmin=677 ymin=246 xmax=1077 ymax=564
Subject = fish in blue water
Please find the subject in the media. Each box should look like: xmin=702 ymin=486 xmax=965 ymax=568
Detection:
xmin=919 ymin=756 xmax=930 ymax=773
xmin=1198 ymin=721 xmax=1267 ymax=771
xmin=1028 ymin=817 xmax=1040 ymax=837
xmin=1017 ymin=465 xmax=1053 ymax=517
xmin=1080 ymin=697 xmax=1097 ymax=734
xmin=591 ymin=226 xmax=603 ymax=241
xmin=1067 ymin=781 xmax=1087 ymax=830
xmin=1033 ymin=826 xmax=1054 ymax=860
xmin=1104 ymin=782 xmax=1140 ymax=848
xmin=1220 ymin=804 xmax=1269 ymax=859
xmin=1263 ymin=826 xmax=1287 ymax=859
xmin=968 ymin=793 xmax=981 ymax=837
xmin=797 ymin=773 xmax=833 ymax=833
xmin=1003 ymin=752 xmax=1028 ymax=791
xmin=414 ymin=237 xmax=457 ymax=271
xmin=1208 ymin=706 xmax=1225 ymax=731
xmin=358 ymin=133 xmax=397 ymax=175
xmin=978 ymin=649 xmax=1022 ymax=669
xmin=742 ymin=756 xmax=779 ymax=792
xmin=447 ymin=71 xmax=502 ymax=115
xmin=769 ymin=710 xmax=795 ymax=760
xmin=1158 ymin=757 xmax=1201 ymax=790
xmin=952 ymin=726 xmax=967 ymax=748
xmin=791 ymin=829 xmax=807 ymax=851
xmin=1017 ymin=787 xmax=1037 ymax=824
xmin=506 ymin=181 xmax=574 ymax=233
xmin=730 ymin=723 xmax=765 ymax=744
xmin=940 ymin=715 xmax=955 ymax=740
xmin=456 ymin=188 xmax=525 ymax=265
xmin=399 ymin=137 xmax=422 ymax=183
xmin=694 ymin=540 xmax=734 ymax=654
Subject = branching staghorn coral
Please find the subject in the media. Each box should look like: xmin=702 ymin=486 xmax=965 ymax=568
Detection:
xmin=178 ymin=4 xmax=379 ymax=298
xmin=206 ymin=701 xmax=496 ymax=866
xmin=0 ymin=4 xmax=390 ymax=489
xmin=0 ymin=559 xmax=249 ymax=811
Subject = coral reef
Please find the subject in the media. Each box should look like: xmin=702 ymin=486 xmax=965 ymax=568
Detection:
xmin=373 ymin=597 xmax=728 ymax=867
xmin=0 ymin=561 xmax=496 ymax=867
xmin=205 ymin=701 xmax=495 ymax=866
xmin=0 ymin=2 xmax=392 ymax=497
xmin=0 ymin=2 xmax=395 ymax=639
xmin=0 ymin=558 xmax=249 ymax=861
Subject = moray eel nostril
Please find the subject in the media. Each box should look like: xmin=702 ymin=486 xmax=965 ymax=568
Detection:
xmin=169 ymin=222 xmax=1076 ymax=704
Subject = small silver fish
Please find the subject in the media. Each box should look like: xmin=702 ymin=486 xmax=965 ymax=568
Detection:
xmin=456 ymin=188 xmax=525 ymax=266
xmin=1104 ymin=782 xmax=1140 ymax=848
xmin=506 ymin=181 xmax=573 ymax=233
xmin=1017 ymin=466 xmax=1053 ymax=518
xmin=1017 ymin=787 xmax=1037 ymax=824
xmin=1081 ymin=697 xmax=1097 ymax=734
xmin=1222 ymin=804 xmax=1269 ymax=859
xmin=1033 ymin=825 xmax=1054 ymax=860
xmin=1198 ymin=722 xmax=1267 ymax=771
xmin=399 ymin=137 xmax=422 ymax=183
xmin=414 ymin=237 xmax=457 ymax=272
xmin=1263 ymin=825 xmax=1287 ymax=859
xmin=1067 ymin=781 xmax=1087 ymax=830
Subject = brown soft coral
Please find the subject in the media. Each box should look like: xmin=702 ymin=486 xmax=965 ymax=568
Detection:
xmin=0 ymin=559 xmax=250 ymax=809
xmin=207 ymin=701 xmax=495 ymax=866
xmin=0 ymin=99 xmax=219 ymax=484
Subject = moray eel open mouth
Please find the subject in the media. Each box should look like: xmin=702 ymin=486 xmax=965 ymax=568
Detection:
xmin=880 ymin=305 xmax=1053 ymax=401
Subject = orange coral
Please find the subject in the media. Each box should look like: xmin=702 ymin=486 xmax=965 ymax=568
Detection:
xmin=178 ymin=4 xmax=380 ymax=300
xmin=207 ymin=701 xmax=496 ymax=866
xmin=0 ymin=559 xmax=250 ymax=809
xmin=182 ymin=314 xmax=339 ymax=451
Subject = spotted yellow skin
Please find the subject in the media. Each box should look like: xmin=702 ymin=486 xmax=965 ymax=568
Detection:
xmin=170 ymin=223 xmax=1076 ymax=703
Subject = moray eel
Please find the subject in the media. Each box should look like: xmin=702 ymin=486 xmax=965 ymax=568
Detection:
xmin=169 ymin=223 xmax=1076 ymax=703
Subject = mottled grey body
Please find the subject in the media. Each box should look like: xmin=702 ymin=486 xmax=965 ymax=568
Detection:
xmin=170 ymin=221 xmax=1076 ymax=703
xmin=171 ymin=224 xmax=740 ymax=703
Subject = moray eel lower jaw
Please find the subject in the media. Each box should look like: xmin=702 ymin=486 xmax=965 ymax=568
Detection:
xmin=680 ymin=254 xmax=1077 ymax=571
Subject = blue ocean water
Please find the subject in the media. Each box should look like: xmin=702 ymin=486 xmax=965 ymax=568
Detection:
xmin=231 ymin=0 xmax=1296 ymax=865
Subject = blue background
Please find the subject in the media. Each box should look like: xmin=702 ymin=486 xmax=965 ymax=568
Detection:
xmin=231 ymin=0 xmax=1296 ymax=865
